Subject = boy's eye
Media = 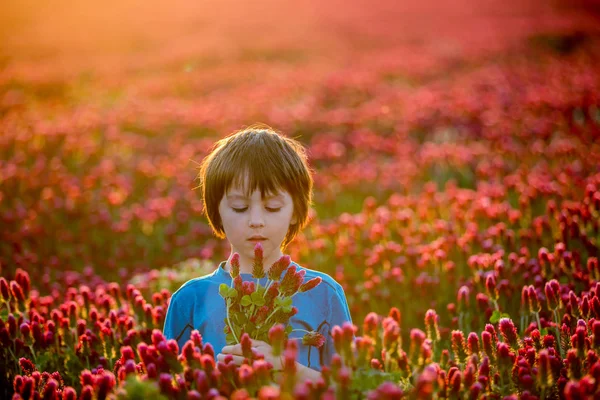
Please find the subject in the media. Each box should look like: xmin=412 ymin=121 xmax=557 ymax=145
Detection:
xmin=232 ymin=207 xmax=248 ymax=213
xmin=265 ymin=207 xmax=281 ymax=213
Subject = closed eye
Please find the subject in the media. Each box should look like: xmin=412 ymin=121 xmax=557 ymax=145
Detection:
xmin=232 ymin=207 xmax=248 ymax=213
xmin=266 ymin=207 xmax=281 ymax=213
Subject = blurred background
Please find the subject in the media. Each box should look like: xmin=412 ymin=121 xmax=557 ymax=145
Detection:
xmin=1 ymin=0 xmax=599 ymax=308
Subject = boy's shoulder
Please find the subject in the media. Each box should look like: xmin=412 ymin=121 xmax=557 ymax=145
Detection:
xmin=170 ymin=271 xmax=221 ymax=300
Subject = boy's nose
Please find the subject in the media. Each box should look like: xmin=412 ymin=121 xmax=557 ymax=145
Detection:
xmin=248 ymin=208 xmax=265 ymax=228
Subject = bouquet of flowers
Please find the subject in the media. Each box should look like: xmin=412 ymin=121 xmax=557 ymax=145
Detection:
xmin=219 ymin=243 xmax=325 ymax=349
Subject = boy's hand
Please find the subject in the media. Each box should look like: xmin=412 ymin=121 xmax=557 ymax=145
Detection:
xmin=217 ymin=339 xmax=283 ymax=370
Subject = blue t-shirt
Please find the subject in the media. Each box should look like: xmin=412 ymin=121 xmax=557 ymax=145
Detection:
xmin=163 ymin=261 xmax=353 ymax=371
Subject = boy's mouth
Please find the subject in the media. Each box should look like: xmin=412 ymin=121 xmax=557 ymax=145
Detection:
xmin=248 ymin=236 xmax=267 ymax=242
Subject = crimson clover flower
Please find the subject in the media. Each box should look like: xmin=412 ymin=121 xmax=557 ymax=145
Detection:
xmin=268 ymin=255 xmax=291 ymax=281
xmin=252 ymin=242 xmax=265 ymax=279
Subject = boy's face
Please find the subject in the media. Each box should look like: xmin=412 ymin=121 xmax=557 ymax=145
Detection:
xmin=218 ymin=178 xmax=297 ymax=270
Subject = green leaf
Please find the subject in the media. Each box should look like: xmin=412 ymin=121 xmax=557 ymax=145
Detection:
xmin=501 ymin=313 xmax=511 ymax=319
xmin=540 ymin=328 xmax=549 ymax=336
xmin=251 ymin=292 xmax=262 ymax=302
xmin=285 ymin=325 xmax=293 ymax=336
xmin=274 ymin=297 xmax=282 ymax=307
xmin=254 ymin=297 xmax=265 ymax=306
xmin=219 ymin=284 xmax=229 ymax=298
xmin=227 ymin=288 xmax=238 ymax=298
xmin=241 ymin=295 xmax=251 ymax=307
xmin=490 ymin=310 xmax=501 ymax=323
xmin=256 ymin=286 xmax=266 ymax=296
xmin=282 ymin=297 xmax=293 ymax=307
xmin=282 ymin=305 xmax=292 ymax=313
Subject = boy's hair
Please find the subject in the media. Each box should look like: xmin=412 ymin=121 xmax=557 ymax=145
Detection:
xmin=197 ymin=124 xmax=313 ymax=249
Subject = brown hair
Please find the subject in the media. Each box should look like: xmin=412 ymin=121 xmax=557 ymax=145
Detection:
xmin=197 ymin=124 xmax=313 ymax=249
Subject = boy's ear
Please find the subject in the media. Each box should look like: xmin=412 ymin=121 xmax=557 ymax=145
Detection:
xmin=290 ymin=212 xmax=298 ymax=225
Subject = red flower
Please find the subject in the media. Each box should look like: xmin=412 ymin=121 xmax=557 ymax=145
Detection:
xmin=268 ymin=324 xmax=286 ymax=357
xmin=388 ymin=307 xmax=401 ymax=323
xmin=230 ymin=253 xmax=241 ymax=279
xmin=424 ymin=309 xmax=440 ymax=342
xmin=527 ymin=286 xmax=541 ymax=314
xmin=545 ymin=279 xmax=561 ymax=311
xmin=499 ymin=318 xmax=520 ymax=349
xmin=467 ymin=332 xmax=479 ymax=356
xmin=267 ymin=255 xmax=291 ymax=281
xmin=19 ymin=358 xmax=36 ymax=375
xmin=10 ymin=281 xmax=25 ymax=303
xmin=457 ymin=286 xmax=470 ymax=310
xmin=0 ymin=278 xmax=9 ymax=301
xmin=252 ymin=242 xmax=265 ymax=279
xmin=363 ymin=312 xmax=379 ymax=340
xmin=298 ymin=277 xmax=322 ymax=293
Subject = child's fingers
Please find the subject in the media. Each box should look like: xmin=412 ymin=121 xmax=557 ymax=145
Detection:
xmin=216 ymin=353 xmax=245 ymax=365
xmin=221 ymin=344 xmax=242 ymax=354
xmin=250 ymin=339 xmax=269 ymax=348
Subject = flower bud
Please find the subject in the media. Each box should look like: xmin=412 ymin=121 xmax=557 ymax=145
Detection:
xmin=499 ymin=318 xmax=520 ymax=349
xmin=363 ymin=312 xmax=379 ymax=340
xmin=457 ymin=286 xmax=470 ymax=310
xmin=481 ymin=331 xmax=495 ymax=361
xmin=0 ymin=278 xmax=10 ymax=301
xmin=424 ymin=309 xmax=440 ymax=342
xmin=10 ymin=281 xmax=25 ymax=303
xmin=485 ymin=274 xmax=497 ymax=299
xmin=268 ymin=324 xmax=286 ymax=357
xmin=467 ymin=332 xmax=479 ymax=356
xmin=388 ymin=307 xmax=401 ymax=324
xmin=451 ymin=330 xmax=467 ymax=364
xmin=545 ymin=279 xmax=561 ymax=311
xmin=527 ymin=285 xmax=541 ymax=314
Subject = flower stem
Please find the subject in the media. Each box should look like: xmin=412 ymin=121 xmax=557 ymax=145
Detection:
xmin=264 ymin=306 xmax=281 ymax=325
xmin=226 ymin=299 xmax=239 ymax=344
xmin=535 ymin=312 xmax=542 ymax=332
xmin=552 ymin=309 xmax=564 ymax=359
xmin=291 ymin=328 xmax=310 ymax=334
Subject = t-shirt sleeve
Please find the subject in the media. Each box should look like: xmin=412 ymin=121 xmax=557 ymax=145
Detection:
xmin=163 ymin=292 xmax=193 ymax=351
xmin=322 ymin=281 xmax=353 ymax=367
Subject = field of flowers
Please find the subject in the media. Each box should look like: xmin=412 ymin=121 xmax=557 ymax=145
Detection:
xmin=2 ymin=0 xmax=600 ymax=398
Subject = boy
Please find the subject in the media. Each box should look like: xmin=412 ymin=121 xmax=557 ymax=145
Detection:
xmin=163 ymin=125 xmax=353 ymax=382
